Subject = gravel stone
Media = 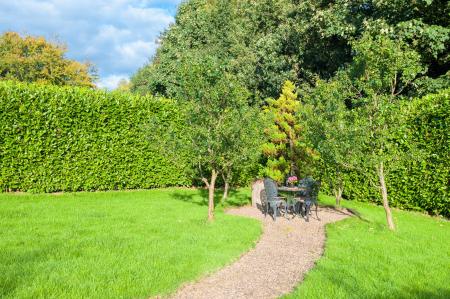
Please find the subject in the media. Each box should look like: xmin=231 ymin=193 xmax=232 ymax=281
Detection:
xmin=169 ymin=206 xmax=351 ymax=299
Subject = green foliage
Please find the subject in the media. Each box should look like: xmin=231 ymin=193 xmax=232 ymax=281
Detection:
xmin=219 ymin=105 xmax=265 ymax=187
xmin=300 ymin=79 xmax=357 ymax=202
xmin=342 ymin=34 xmax=447 ymax=217
xmin=341 ymin=33 xmax=425 ymax=183
xmin=398 ymin=90 xmax=450 ymax=215
xmin=131 ymin=0 xmax=350 ymax=102
xmin=132 ymin=0 xmax=239 ymax=98
xmin=147 ymin=48 xmax=264 ymax=187
xmin=173 ymin=52 xmax=254 ymax=180
xmin=0 ymin=189 xmax=261 ymax=298
xmin=323 ymin=90 xmax=450 ymax=217
xmin=303 ymin=32 xmax=448 ymax=217
xmin=262 ymin=81 xmax=318 ymax=182
xmin=131 ymin=0 xmax=449 ymax=103
xmin=0 ymin=81 xmax=191 ymax=192
xmin=348 ymin=34 xmax=425 ymax=98
xmin=0 ymin=32 xmax=96 ymax=88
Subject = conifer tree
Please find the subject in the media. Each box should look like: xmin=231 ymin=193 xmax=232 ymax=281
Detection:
xmin=262 ymin=81 xmax=318 ymax=182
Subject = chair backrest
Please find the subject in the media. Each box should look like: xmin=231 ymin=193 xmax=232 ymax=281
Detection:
xmin=260 ymin=189 xmax=267 ymax=205
xmin=298 ymin=178 xmax=310 ymax=197
xmin=263 ymin=178 xmax=278 ymax=201
xmin=298 ymin=177 xmax=320 ymax=200
xmin=311 ymin=180 xmax=321 ymax=200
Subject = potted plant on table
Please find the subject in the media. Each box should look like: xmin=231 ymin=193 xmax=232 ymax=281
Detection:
xmin=287 ymin=176 xmax=298 ymax=187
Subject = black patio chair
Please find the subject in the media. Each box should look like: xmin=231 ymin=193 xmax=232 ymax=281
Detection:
xmin=262 ymin=178 xmax=286 ymax=221
xmin=294 ymin=177 xmax=320 ymax=221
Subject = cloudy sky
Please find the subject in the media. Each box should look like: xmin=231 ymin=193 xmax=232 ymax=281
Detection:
xmin=0 ymin=0 xmax=183 ymax=89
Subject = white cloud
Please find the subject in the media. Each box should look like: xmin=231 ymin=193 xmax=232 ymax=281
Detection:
xmin=98 ymin=74 xmax=129 ymax=90
xmin=0 ymin=0 xmax=182 ymax=89
xmin=115 ymin=40 xmax=156 ymax=68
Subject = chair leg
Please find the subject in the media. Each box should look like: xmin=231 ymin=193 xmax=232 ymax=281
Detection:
xmin=305 ymin=202 xmax=311 ymax=222
xmin=315 ymin=202 xmax=319 ymax=220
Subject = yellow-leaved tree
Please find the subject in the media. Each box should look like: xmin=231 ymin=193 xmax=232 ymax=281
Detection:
xmin=262 ymin=81 xmax=319 ymax=183
xmin=0 ymin=32 xmax=96 ymax=87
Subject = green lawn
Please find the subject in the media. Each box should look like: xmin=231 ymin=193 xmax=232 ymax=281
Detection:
xmin=0 ymin=188 xmax=261 ymax=299
xmin=2 ymin=188 xmax=449 ymax=298
xmin=286 ymin=195 xmax=450 ymax=299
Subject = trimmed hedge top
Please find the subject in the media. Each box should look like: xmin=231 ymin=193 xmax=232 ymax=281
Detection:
xmin=0 ymin=81 xmax=191 ymax=192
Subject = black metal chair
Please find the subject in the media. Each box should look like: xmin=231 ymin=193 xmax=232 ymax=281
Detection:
xmin=263 ymin=178 xmax=286 ymax=221
xmin=294 ymin=177 xmax=320 ymax=221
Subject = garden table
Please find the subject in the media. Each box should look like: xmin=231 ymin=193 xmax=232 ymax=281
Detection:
xmin=277 ymin=186 xmax=306 ymax=217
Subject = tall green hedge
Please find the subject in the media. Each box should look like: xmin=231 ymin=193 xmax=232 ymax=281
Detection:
xmin=339 ymin=89 xmax=449 ymax=217
xmin=0 ymin=81 xmax=191 ymax=192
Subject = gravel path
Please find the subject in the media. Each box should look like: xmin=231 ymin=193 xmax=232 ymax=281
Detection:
xmin=170 ymin=206 xmax=352 ymax=299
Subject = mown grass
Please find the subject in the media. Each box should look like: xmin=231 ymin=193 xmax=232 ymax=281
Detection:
xmin=286 ymin=195 xmax=450 ymax=299
xmin=0 ymin=188 xmax=261 ymax=299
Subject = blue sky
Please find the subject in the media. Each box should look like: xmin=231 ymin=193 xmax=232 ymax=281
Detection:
xmin=0 ymin=0 xmax=183 ymax=89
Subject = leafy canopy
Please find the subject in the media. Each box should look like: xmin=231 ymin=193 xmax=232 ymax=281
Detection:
xmin=131 ymin=0 xmax=449 ymax=102
xmin=0 ymin=32 xmax=96 ymax=87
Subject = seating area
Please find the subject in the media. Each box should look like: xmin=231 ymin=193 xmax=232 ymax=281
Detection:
xmin=260 ymin=177 xmax=321 ymax=221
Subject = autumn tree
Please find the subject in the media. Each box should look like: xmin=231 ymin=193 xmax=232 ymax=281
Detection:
xmin=0 ymin=32 xmax=96 ymax=87
xmin=115 ymin=79 xmax=131 ymax=92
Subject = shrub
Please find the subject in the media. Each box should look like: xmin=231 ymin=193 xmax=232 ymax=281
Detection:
xmin=0 ymin=81 xmax=191 ymax=192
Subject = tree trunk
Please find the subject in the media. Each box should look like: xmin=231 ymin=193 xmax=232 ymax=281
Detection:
xmin=221 ymin=171 xmax=231 ymax=202
xmin=202 ymin=169 xmax=218 ymax=222
xmin=288 ymin=131 xmax=297 ymax=176
xmin=334 ymin=186 xmax=343 ymax=206
xmin=377 ymin=162 xmax=395 ymax=230
xmin=222 ymin=180 xmax=229 ymax=202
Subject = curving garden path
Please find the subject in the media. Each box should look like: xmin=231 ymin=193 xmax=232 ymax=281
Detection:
xmin=170 ymin=206 xmax=352 ymax=299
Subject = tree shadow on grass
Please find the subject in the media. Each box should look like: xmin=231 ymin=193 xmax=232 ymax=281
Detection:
xmin=169 ymin=188 xmax=251 ymax=207
xmin=169 ymin=189 xmax=208 ymax=206
xmin=222 ymin=190 xmax=251 ymax=207
xmin=319 ymin=203 xmax=370 ymax=223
